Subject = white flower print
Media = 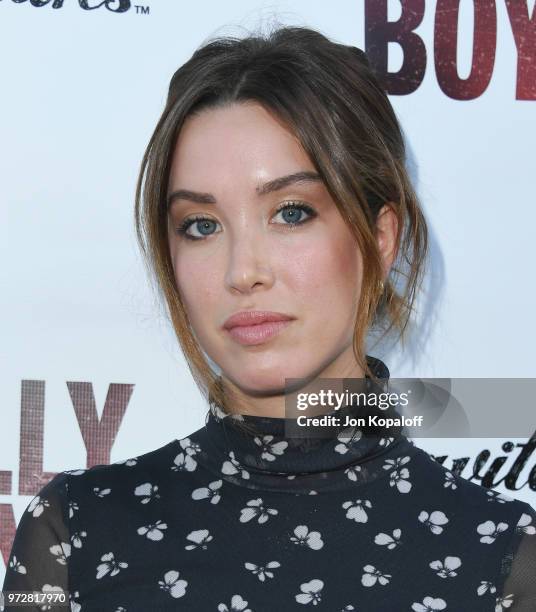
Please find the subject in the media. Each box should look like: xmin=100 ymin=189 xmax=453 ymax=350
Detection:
xmin=244 ymin=560 xmax=280 ymax=581
xmin=49 ymin=542 xmax=71 ymax=565
xmin=344 ymin=465 xmax=362 ymax=481
xmin=185 ymin=529 xmax=213 ymax=550
xmin=516 ymin=512 xmax=536 ymax=535
xmin=290 ymin=525 xmax=324 ymax=550
xmin=486 ymin=489 xmax=514 ymax=503
xmin=179 ymin=436 xmax=201 ymax=455
xmin=379 ymin=436 xmax=394 ymax=447
xmin=71 ymin=530 xmax=87 ymax=549
xmin=374 ymin=528 xmax=402 ymax=549
xmin=361 ymin=564 xmax=391 ymax=587
xmin=384 ymin=456 xmax=412 ymax=493
xmin=8 ymin=555 xmax=26 ymax=574
xmin=69 ymin=589 xmax=81 ymax=612
xmin=477 ymin=520 xmax=509 ymax=544
xmin=444 ymin=470 xmax=457 ymax=489
xmin=27 ymin=495 xmax=50 ymax=518
xmin=295 ymin=578 xmax=324 ymax=605
xmin=429 ymin=555 xmax=461 ymax=578
xmin=134 ymin=482 xmax=160 ymax=504
xmin=477 ymin=580 xmax=497 ymax=596
xmin=383 ymin=456 xmax=410 ymax=470
xmin=239 ymin=498 xmax=278 ymax=524
xmin=158 ymin=569 xmax=188 ymax=599
xmin=342 ymin=499 xmax=372 ymax=523
xmin=63 ymin=469 xmax=86 ymax=476
xmin=114 ymin=456 xmax=138 ymax=466
xmin=68 ymin=501 xmax=79 ymax=519
xmin=93 ymin=486 xmax=111 ymax=497
xmin=222 ymin=451 xmax=250 ymax=480
xmin=172 ymin=451 xmax=197 ymax=472
xmin=334 ymin=427 xmax=362 ymax=454
xmin=418 ymin=510 xmax=449 ymax=534
xmin=254 ymin=434 xmax=288 ymax=461
xmin=390 ymin=467 xmax=412 ymax=493
xmin=192 ymin=479 xmax=223 ymax=504
xmin=137 ymin=519 xmax=168 ymax=541
xmin=411 ymin=596 xmax=447 ymax=611
xmin=495 ymin=593 xmax=515 ymax=610
xmin=96 ymin=552 xmax=128 ymax=579
xmin=171 ymin=438 xmax=200 ymax=472
xmin=217 ymin=594 xmax=251 ymax=611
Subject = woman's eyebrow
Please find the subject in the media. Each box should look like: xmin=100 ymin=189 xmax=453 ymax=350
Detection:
xmin=167 ymin=171 xmax=322 ymax=210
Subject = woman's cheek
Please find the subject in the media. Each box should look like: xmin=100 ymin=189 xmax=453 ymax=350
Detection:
xmin=279 ymin=235 xmax=349 ymax=295
xmin=175 ymin=259 xmax=219 ymax=322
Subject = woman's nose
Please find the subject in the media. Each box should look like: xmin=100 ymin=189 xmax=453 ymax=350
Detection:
xmin=224 ymin=232 xmax=274 ymax=294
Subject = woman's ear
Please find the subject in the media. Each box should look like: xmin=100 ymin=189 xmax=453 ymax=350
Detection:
xmin=375 ymin=203 xmax=399 ymax=277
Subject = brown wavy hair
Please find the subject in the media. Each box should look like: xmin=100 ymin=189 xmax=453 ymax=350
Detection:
xmin=134 ymin=24 xmax=429 ymax=418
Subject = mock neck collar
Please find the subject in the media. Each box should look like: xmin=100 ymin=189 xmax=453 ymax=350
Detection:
xmin=193 ymin=356 xmax=416 ymax=494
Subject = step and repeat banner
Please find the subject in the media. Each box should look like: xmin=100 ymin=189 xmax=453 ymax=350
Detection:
xmin=1 ymin=0 xmax=535 ymax=582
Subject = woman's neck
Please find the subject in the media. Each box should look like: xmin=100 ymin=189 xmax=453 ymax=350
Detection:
xmin=220 ymin=347 xmax=367 ymax=418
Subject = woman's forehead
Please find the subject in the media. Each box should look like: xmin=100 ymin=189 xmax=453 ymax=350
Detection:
xmin=168 ymin=103 xmax=315 ymax=196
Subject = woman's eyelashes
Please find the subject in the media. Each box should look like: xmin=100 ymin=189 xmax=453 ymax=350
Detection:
xmin=175 ymin=201 xmax=318 ymax=241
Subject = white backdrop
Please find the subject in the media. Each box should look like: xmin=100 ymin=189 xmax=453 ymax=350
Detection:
xmin=1 ymin=0 xmax=535 ymax=581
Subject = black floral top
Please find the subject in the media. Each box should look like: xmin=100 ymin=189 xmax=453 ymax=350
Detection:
xmin=2 ymin=357 xmax=536 ymax=611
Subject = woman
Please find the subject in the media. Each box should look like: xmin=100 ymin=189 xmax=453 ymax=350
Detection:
xmin=3 ymin=25 xmax=535 ymax=612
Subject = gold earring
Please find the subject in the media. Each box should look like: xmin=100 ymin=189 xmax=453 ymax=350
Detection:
xmin=378 ymin=279 xmax=385 ymax=293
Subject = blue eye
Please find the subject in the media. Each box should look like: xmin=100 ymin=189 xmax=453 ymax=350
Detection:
xmin=176 ymin=216 xmax=220 ymax=240
xmin=272 ymin=201 xmax=316 ymax=226
xmin=175 ymin=201 xmax=317 ymax=241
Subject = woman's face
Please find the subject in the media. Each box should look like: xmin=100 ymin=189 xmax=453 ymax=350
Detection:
xmin=167 ymin=101 xmax=370 ymax=397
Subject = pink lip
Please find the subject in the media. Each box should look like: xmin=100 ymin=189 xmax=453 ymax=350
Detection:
xmin=223 ymin=310 xmax=295 ymax=346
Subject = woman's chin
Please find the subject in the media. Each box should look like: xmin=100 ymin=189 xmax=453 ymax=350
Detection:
xmin=225 ymin=367 xmax=314 ymax=397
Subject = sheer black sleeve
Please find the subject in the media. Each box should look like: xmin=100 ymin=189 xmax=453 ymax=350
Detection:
xmin=497 ymin=502 xmax=536 ymax=611
xmin=1 ymin=472 xmax=71 ymax=611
